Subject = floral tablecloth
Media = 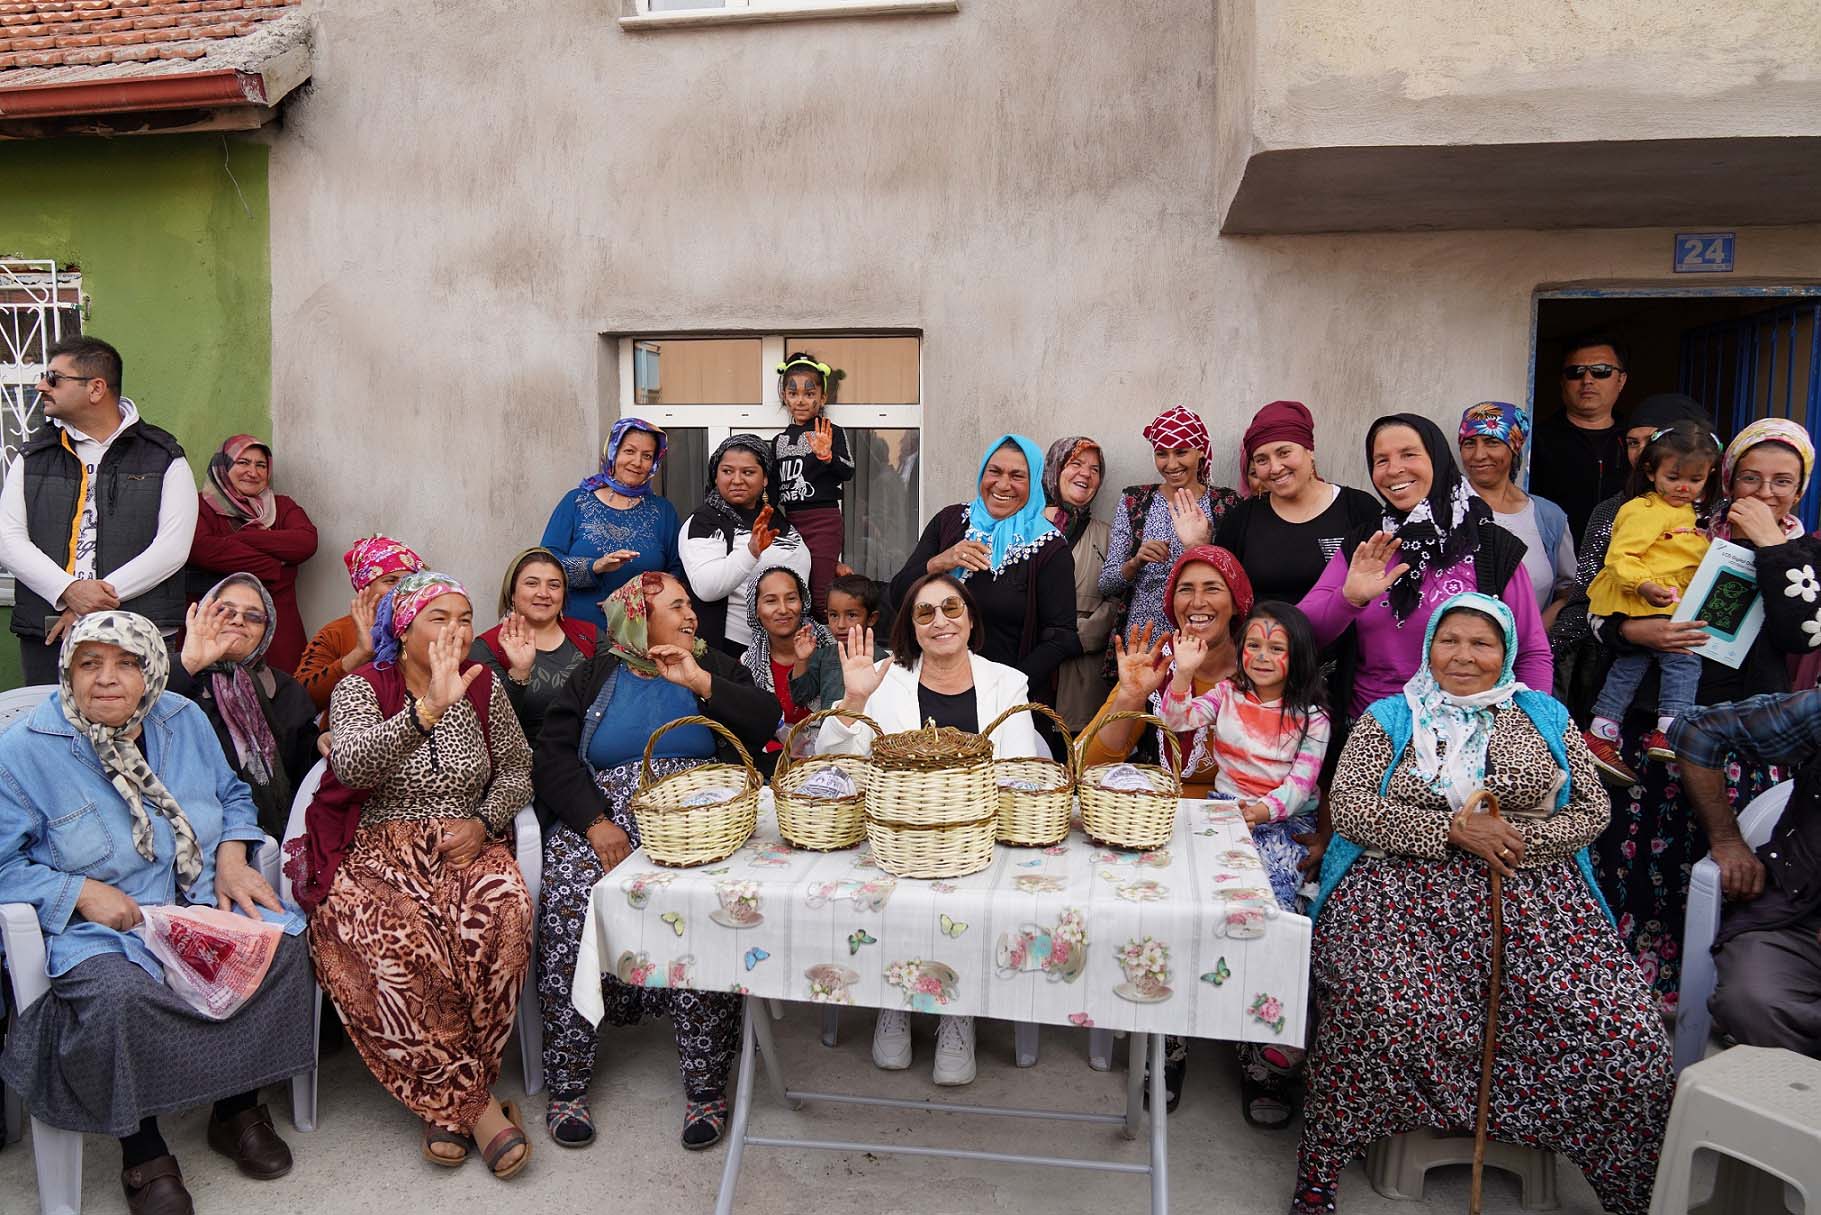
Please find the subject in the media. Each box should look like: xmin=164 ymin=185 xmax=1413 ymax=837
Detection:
xmin=573 ymin=795 xmax=1310 ymax=1045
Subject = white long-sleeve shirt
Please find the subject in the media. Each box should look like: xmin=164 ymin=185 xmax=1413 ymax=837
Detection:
xmin=0 ymin=397 xmax=198 ymax=612
xmin=678 ymin=519 xmax=812 ymax=650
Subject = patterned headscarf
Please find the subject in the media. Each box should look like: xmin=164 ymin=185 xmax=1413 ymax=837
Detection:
xmin=602 ymin=571 xmax=707 ymax=677
xmin=581 ymin=417 xmax=668 ymax=497
xmin=198 ymin=573 xmax=280 ymax=786
xmin=1366 ymin=413 xmax=1493 ymax=625
xmin=199 ymin=434 xmax=277 ymax=528
xmin=497 ymin=546 xmax=567 ymax=616
xmin=1404 ymin=591 xmax=1524 ymax=812
xmin=371 ymin=571 xmax=467 ymax=667
xmin=1710 ymin=418 xmax=1817 ymax=543
xmin=1143 ymin=405 xmax=1212 ymax=483
xmin=1151 ymin=544 xmax=1255 ymax=777
xmin=740 ymin=563 xmax=834 ymax=691
xmin=962 ymin=434 xmax=1060 ymax=579
xmin=1041 ymin=435 xmax=1104 ymax=544
xmin=342 ymin=534 xmax=427 ymax=592
xmin=58 ymin=611 xmax=203 ymax=891
xmin=1457 ymin=401 xmax=1528 ymax=456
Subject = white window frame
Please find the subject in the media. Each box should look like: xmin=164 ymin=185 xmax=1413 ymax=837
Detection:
xmin=0 ymin=260 xmax=83 ymax=607
xmin=615 ymin=331 xmax=922 ymax=441
xmin=621 ymin=0 xmax=958 ymax=32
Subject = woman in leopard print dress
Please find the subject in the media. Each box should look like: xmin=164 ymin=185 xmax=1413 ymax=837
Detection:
xmin=1292 ymin=592 xmax=1672 ymax=1215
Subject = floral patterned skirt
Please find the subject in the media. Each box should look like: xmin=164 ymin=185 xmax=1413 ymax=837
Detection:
xmin=1592 ymin=722 xmax=1781 ymax=1016
xmin=1294 ymin=852 xmax=1672 ymax=1215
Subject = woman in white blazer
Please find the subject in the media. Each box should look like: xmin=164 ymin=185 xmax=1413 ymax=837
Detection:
xmin=819 ymin=573 xmax=1048 ymax=1086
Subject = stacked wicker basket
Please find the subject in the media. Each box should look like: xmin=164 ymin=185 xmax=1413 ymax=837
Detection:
xmin=629 ymin=716 xmax=763 ymax=866
xmin=863 ymin=722 xmax=998 ymax=878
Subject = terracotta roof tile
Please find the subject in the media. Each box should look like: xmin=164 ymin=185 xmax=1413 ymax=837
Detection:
xmin=0 ymin=0 xmax=298 ymax=82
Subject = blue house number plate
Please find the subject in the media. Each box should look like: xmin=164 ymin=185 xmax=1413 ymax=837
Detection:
xmin=1675 ymin=232 xmax=1734 ymax=273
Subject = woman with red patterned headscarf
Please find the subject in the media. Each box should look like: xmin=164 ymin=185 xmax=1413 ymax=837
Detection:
xmin=187 ymin=434 xmax=319 ymax=673
xmin=1096 ymin=406 xmax=1241 ymax=657
xmin=294 ymin=534 xmax=428 ymax=717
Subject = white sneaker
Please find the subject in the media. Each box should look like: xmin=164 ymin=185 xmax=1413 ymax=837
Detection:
xmin=872 ymin=1009 xmax=912 ymax=1070
xmin=932 ymin=1015 xmax=976 ymax=1086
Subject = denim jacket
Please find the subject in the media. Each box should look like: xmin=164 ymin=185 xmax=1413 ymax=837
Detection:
xmin=0 ymin=690 xmax=304 ymax=981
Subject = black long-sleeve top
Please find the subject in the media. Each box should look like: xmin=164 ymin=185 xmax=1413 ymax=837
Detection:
xmin=532 ymin=646 xmax=779 ymax=836
xmin=167 ymin=660 xmax=321 ymax=840
xmin=888 ymin=503 xmax=1081 ymax=696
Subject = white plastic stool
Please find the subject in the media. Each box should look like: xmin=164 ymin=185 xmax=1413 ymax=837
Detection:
xmin=1367 ymin=1127 xmax=1559 ymax=1209
xmin=1651 ymin=1045 xmax=1819 ymax=1215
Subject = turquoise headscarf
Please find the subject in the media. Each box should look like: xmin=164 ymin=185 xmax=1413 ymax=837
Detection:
xmin=1403 ymin=591 xmax=1524 ymax=811
xmin=961 ymin=434 xmax=1059 ymax=578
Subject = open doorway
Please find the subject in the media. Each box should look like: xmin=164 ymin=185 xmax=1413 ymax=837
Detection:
xmin=1531 ymin=288 xmax=1821 ymax=529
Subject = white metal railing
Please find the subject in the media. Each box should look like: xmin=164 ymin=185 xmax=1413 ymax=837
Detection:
xmin=0 ymin=260 xmax=83 ymax=597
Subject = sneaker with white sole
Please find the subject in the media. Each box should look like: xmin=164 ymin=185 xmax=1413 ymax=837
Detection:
xmin=932 ymin=1014 xmax=976 ymax=1086
xmin=872 ymin=1009 xmax=912 ymax=1070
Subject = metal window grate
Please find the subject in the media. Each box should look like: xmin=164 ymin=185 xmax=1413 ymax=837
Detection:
xmin=0 ymin=260 xmax=83 ymax=602
xmin=1679 ymin=299 xmax=1821 ymax=531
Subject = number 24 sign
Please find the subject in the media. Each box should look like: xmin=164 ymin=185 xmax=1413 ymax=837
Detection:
xmin=1674 ymin=232 xmax=1734 ymax=274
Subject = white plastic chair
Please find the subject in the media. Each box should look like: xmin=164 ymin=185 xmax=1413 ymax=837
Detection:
xmin=1674 ymin=780 xmax=1793 ymax=1074
xmin=275 ymin=759 xmax=546 ymax=1131
xmin=1 ymin=902 xmax=81 ymax=1215
xmin=0 ymin=684 xmax=53 ymax=737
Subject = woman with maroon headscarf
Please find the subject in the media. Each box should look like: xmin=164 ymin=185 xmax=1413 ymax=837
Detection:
xmin=1097 ymin=407 xmax=1241 ymax=647
xmin=1216 ymin=401 xmax=1379 ymax=605
xmin=188 ymin=434 xmax=319 ymax=673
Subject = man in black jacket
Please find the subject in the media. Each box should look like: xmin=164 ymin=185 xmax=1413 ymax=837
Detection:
xmin=0 ymin=336 xmax=196 ymax=683
xmin=1530 ymin=332 xmax=1631 ymax=541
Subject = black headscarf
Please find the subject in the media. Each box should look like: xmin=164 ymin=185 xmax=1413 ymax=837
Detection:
xmin=1627 ymin=393 xmax=1710 ymax=432
xmin=695 ymin=433 xmax=791 ymax=537
xmin=1364 ymin=413 xmax=1493 ymax=624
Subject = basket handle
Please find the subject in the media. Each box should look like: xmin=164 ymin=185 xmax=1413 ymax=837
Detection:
xmin=1073 ymin=709 xmax=1182 ymax=781
xmin=982 ymin=701 xmax=1076 ymax=783
xmin=640 ymin=714 xmax=761 ymax=791
xmin=774 ymin=706 xmax=884 ymax=785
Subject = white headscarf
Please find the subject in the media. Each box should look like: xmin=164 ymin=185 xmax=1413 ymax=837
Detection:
xmin=1403 ymin=591 xmax=1524 ymax=811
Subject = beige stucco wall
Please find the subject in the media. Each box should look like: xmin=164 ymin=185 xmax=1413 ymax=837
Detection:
xmin=1241 ymin=0 xmax=1821 ymax=151
xmin=269 ymin=0 xmax=1821 ymax=628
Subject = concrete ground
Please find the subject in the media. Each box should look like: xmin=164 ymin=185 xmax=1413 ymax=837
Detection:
xmin=1 ymin=1011 xmax=1615 ymax=1215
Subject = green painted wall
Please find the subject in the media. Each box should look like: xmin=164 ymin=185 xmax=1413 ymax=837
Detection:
xmin=0 ymin=133 xmax=271 ymax=690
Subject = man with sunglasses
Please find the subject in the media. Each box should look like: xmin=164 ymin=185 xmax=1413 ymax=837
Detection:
xmin=0 ymin=336 xmax=196 ymax=683
xmin=1530 ymin=332 xmax=1631 ymax=541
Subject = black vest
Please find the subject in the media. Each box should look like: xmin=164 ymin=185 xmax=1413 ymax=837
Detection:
xmin=10 ymin=417 xmax=186 ymax=638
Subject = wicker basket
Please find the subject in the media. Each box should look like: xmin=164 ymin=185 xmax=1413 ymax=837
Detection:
xmin=1075 ymin=710 xmax=1183 ymax=850
xmin=984 ymin=702 xmax=1075 ymax=847
xmin=864 ymin=722 xmax=997 ymax=878
xmin=630 ymin=715 xmax=762 ymax=867
xmin=773 ymin=708 xmax=880 ymax=851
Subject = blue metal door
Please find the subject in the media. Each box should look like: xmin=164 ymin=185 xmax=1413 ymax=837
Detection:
xmin=1680 ymin=300 xmax=1821 ymax=530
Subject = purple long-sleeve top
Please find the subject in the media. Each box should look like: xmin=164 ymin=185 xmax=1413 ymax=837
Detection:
xmin=1298 ymin=551 xmax=1554 ymax=719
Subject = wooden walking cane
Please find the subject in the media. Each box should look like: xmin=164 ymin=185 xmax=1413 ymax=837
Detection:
xmin=1466 ymin=786 xmax=1504 ymax=1215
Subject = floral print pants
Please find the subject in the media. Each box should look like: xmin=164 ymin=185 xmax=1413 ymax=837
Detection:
xmin=537 ymin=759 xmax=740 ymax=1102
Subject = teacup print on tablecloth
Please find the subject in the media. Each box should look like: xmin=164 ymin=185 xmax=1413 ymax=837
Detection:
xmin=995 ymin=908 xmax=1088 ymax=982
xmin=616 ymin=950 xmax=659 ymax=987
xmin=1214 ymin=888 xmax=1275 ymax=939
xmin=621 ymin=870 xmax=678 ymax=909
xmin=1013 ymin=874 xmax=1067 ymax=894
xmin=884 ymin=959 xmax=960 ymax=1012
xmin=1217 ymin=849 xmax=1264 ymax=870
xmin=804 ymin=963 xmax=861 ymax=1004
xmin=667 ymin=955 xmax=696 ymax=987
xmin=711 ymin=879 xmax=764 ymax=928
xmin=1115 ymin=936 xmax=1172 ymax=1003
xmin=749 ymin=839 xmax=796 ymax=868
xmin=805 ymin=876 xmax=898 ymax=912
xmin=1111 ymin=877 xmax=1169 ymax=903
xmin=850 ymin=846 xmax=884 ymax=871
xmin=1091 ymin=847 xmax=1173 ymax=868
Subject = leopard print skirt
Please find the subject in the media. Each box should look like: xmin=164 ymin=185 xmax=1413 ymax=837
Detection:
xmin=309 ymin=819 xmax=533 ymax=1133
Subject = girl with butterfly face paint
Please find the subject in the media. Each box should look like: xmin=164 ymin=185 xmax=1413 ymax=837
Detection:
xmin=771 ymin=353 xmax=854 ymax=618
xmin=1161 ymin=601 xmax=1331 ymax=1128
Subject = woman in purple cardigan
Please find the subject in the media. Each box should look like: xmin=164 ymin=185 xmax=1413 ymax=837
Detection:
xmin=1298 ymin=413 xmax=1552 ymax=721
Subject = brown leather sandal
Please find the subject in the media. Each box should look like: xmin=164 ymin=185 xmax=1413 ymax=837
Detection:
xmin=479 ymin=1101 xmax=532 ymax=1180
xmin=421 ymin=1121 xmax=470 ymax=1167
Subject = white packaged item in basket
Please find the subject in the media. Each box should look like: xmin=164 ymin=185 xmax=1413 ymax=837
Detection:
xmin=133 ymin=904 xmax=283 ymax=1021
xmin=682 ymin=786 xmax=739 ymax=807
xmin=998 ymin=777 xmax=1043 ymax=792
xmin=798 ymin=767 xmax=858 ymax=800
xmin=1098 ymin=763 xmax=1155 ymax=793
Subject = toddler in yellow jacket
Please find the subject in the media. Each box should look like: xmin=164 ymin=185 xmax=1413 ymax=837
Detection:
xmin=1583 ymin=422 xmax=1720 ymax=784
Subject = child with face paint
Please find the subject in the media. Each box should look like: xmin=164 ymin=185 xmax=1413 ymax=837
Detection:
xmin=771 ymin=353 xmax=854 ymax=619
xmin=1159 ymin=600 xmax=1330 ymax=1128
